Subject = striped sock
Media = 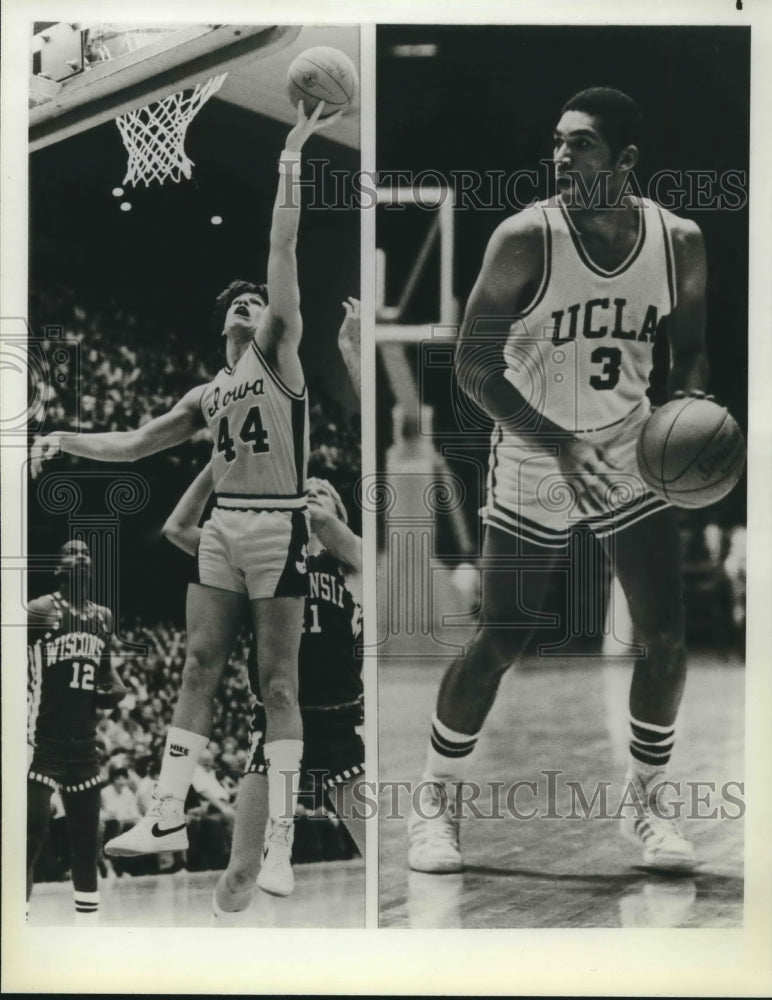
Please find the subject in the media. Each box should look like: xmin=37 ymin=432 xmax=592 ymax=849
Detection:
xmin=629 ymin=716 xmax=675 ymax=782
xmin=73 ymin=889 xmax=99 ymax=922
xmin=423 ymin=714 xmax=479 ymax=781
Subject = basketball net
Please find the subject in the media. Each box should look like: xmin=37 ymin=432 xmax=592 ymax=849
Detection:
xmin=115 ymin=73 xmax=227 ymax=186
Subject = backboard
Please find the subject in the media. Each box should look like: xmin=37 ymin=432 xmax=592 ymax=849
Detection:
xmin=29 ymin=23 xmax=301 ymax=152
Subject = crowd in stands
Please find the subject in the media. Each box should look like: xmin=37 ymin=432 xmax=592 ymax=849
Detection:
xmin=28 ymin=282 xmax=362 ymax=493
xmin=29 ymin=282 xmax=362 ymax=884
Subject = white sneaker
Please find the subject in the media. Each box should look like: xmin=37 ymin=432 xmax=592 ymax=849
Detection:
xmin=104 ymin=796 xmax=188 ymax=856
xmin=257 ymin=819 xmax=295 ymax=897
xmin=407 ymin=780 xmax=462 ymax=874
xmin=621 ymin=774 xmax=696 ymax=872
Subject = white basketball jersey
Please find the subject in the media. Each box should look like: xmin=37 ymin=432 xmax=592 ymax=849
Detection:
xmin=503 ymin=197 xmax=678 ymax=434
xmin=200 ymin=340 xmax=308 ymax=509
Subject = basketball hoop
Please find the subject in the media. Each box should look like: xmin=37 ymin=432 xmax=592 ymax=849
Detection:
xmin=115 ymin=73 xmax=227 ymax=186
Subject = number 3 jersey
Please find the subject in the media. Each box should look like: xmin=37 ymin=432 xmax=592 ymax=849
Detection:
xmin=200 ymin=337 xmax=309 ymax=511
xmin=27 ymin=593 xmax=110 ymax=761
xmin=484 ymin=197 xmax=677 ymax=545
xmin=503 ymin=196 xmax=678 ymax=435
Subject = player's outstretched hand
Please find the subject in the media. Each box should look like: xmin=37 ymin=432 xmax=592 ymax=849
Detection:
xmin=284 ymin=100 xmax=345 ymax=153
xmin=30 ymin=433 xmax=62 ymax=479
xmin=558 ymin=437 xmax=623 ymax=517
xmin=338 ymin=297 xmax=360 ymax=351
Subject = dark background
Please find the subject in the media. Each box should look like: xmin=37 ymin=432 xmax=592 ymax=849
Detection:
xmin=376 ymin=25 xmax=750 ymax=531
xmin=28 ymin=98 xmax=360 ymax=622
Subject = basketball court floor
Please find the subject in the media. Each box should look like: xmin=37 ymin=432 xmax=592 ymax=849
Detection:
xmin=28 ymin=860 xmax=364 ymax=928
xmin=378 ymin=655 xmax=744 ymax=929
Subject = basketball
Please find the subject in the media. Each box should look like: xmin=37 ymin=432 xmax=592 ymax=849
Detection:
xmin=287 ymin=47 xmax=358 ymax=117
xmin=636 ymin=397 xmax=746 ymax=508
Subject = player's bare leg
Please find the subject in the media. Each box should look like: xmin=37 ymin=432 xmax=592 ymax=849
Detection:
xmin=106 ymin=583 xmax=244 ymax=857
xmin=62 ymin=787 xmax=102 ymax=922
xmin=252 ymin=595 xmax=304 ymax=896
xmin=26 ymin=781 xmax=53 ymax=910
xmin=214 ymin=772 xmax=270 ymax=918
xmin=213 ymin=769 xmax=366 ymax=921
xmin=409 ymin=527 xmax=558 ymax=873
xmin=168 ymin=584 xmax=248 ymax=737
xmin=601 ymin=507 xmax=695 ymax=871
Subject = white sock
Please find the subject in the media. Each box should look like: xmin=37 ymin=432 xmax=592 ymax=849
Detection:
xmin=423 ymin=714 xmax=478 ymax=782
xmin=74 ymin=889 xmax=99 ymax=922
xmin=263 ymin=739 xmax=302 ymax=822
xmin=156 ymin=726 xmax=208 ymax=801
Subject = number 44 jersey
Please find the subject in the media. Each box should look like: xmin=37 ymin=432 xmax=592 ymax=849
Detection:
xmin=27 ymin=593 xmax=110 ymax=761
xmin=201 ymin=338 xmax=309 ymax=511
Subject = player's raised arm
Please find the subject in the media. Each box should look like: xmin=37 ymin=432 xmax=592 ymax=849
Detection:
xmin=257 ymin=101 xmax=343 ymax=374
xmin=161 ymin=462 xmax=214 ymax=557
xmin=306 ymin=478 xmax=361 ymax=574
xmin=337 ymin=297 xmax=361 ymax=398
xmin=30 ymin=384 xmax=206 ymax=479
xmin=666 ymin=219 xmax=709 ymax=399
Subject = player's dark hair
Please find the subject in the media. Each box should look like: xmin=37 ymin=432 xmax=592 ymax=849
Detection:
xmin=561 ymin=87 xmax=642 ymax=157
xmin=212 ymin=280 xmax=269 ymax=334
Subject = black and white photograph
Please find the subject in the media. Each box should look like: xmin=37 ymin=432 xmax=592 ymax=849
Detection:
xmin=2 ymin=1 xmax=772 ymax=996
xmin=21 ymin=21 xmax=363 ymax=930
xmin=376 ymin=23 xmax=750 ymax=930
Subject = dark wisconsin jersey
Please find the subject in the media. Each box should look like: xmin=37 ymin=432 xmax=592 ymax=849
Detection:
xmin=27 ymin=593 xmax=110 ymax=758
xmin=200 ymin=338 xmax=309 ymax=511
xmin=248 ymin=550 xmax=363 ymax=720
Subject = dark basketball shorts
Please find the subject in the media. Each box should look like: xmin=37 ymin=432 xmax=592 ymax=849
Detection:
xmin=246 ymin=717 xmax=365 ymax=789
xmin=28 ymin=744 xmax=101 ymax=794
xmin=197 ymin=507 xmax=310 ymax=599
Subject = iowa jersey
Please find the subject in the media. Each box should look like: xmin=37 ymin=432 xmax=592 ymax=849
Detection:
xmin=200 ymin=338 xmax=309 ymax=510
xmin=27 ymin=593 xmax=110 ymax=760
xmin=249 ymin=550 xmax=363 ymax=718
xmin=503 ymin=197 xmax=677 ymax=434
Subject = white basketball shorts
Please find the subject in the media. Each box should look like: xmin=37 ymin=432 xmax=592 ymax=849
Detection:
xmin=197 ymin=507 xmax=309 ymax=599
xmin=482 ymin=400 xmax=670 ymax=549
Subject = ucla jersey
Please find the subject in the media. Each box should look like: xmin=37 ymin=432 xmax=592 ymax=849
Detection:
xmin=200 ymin=338 xmax=309 ymax=510
xmin=28 ymin=593 xmax=110 ymax=760
xmin=503 ymin=197 xmax=677 ymax=434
